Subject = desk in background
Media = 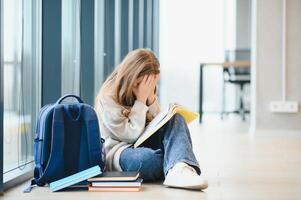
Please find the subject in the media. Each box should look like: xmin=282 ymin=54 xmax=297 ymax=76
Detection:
xmin=199 ymin=61 xmax=251 ymax=123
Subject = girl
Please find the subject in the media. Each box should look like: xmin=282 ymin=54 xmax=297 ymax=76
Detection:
xmin=94 ymin=48 xmax=208 ymax=190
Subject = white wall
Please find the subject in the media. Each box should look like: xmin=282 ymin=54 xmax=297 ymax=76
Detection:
xmin=251 ymin=0 xmax=301 ymax=131
xmin=159 ymin=0 xmax=225 ymax=112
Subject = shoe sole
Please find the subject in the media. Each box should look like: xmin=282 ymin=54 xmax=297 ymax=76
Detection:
xmin=163 ymin=181 xmax=208 ymax=190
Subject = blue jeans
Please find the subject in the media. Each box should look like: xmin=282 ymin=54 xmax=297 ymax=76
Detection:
xmin=119 ymin=114 xmax=200 ymax=181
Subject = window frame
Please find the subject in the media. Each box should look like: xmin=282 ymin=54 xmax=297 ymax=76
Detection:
xmin=0 ymin=0 xmax=4 ymax=194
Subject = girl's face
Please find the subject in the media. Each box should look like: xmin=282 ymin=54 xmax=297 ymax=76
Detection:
xmin=133 ymin=74 xmax=160 ymax=88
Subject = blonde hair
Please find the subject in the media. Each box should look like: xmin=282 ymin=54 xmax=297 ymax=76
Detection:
xmin=95 ymin=48 xmax=160 ymax=122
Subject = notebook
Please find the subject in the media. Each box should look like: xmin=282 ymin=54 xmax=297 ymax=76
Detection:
xmin=91 ymin=178 xmax=143 ymax=187
xmin=134 ymin=103 xmax=199 ymax=148
xmin=59 ymin=181 xmax=90 ymax=191
xmin=88 ymin=171 xmax=140 ymax=182
xmin=49 ymin=165 xmax=102 ymax=192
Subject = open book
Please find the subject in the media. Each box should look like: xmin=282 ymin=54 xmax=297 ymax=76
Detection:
xmin=134 ymin=103 xmax=199 ymax=148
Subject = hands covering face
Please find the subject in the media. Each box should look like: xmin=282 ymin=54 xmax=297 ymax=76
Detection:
xmin=133 ymin=74 xmax=159 ymax=105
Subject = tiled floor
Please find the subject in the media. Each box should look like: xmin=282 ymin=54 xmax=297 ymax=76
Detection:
xmin=3 ymin=114 xmax=301 ymax=199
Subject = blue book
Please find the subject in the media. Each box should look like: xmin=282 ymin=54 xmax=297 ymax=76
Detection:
xmin=49 ymin=166 xmax=102 ymax=192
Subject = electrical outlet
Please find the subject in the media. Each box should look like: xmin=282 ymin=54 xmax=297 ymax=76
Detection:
xmin=270 ymin=101 xmax=299 ymax=113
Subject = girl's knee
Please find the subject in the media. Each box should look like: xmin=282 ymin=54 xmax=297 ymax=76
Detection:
xmin=139 ymin=148 xmax=162 ymax=170
xmin=121 ymin=148 xmax=163 ymax=181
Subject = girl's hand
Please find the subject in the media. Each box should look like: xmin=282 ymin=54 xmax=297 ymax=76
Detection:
xmin=147 ymin=74 xmax=159 ymax=105
xmin=133 ymin=75 xmax=155 ymax=104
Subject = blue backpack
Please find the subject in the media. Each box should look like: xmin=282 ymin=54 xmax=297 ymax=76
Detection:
xmin=25 ymin=95 xmax=105 ymax=192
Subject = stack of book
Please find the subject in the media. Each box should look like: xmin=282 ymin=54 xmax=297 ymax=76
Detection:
xmin=88 ymin=171 xmax=142 ymax=192
xmin=48 ymin=166 xmax=142 ymax=192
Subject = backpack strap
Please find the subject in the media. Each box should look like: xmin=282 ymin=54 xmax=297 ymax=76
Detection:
xmin=23 ymin=179 xmax=37 ymax=193
xmin=33 ymin=137 xmax=44 ymax=186
xmin=83 ymin=107 xmax=104 ymax=170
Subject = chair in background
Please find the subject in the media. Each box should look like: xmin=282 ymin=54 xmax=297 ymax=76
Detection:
xmin=221 ymin=49 xmax=251 ymax=121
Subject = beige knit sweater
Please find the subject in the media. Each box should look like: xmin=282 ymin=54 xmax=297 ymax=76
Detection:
xmin=95 ymin=93 xmax=160 ymax=171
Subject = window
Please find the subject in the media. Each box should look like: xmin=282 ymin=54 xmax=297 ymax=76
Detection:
xmin=3 ymin=0 xmax=41 ymax=183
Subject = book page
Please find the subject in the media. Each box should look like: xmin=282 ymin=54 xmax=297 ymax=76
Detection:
xmin=133 ymin=103 xmax=198 ymax=148
xmin=143 ymin=106 xmax=170 ymax=134
xmin=134 ymin=105 xmax=171 ymax=148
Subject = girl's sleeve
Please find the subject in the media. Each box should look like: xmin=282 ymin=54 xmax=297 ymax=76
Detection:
xmin=148 ymin=97 xmax=161 ymax=117
xmin=100 ymin=97 xmax=148 ymax=143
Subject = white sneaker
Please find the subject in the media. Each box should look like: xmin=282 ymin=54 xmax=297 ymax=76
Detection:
xmin=163 ymin=162 xmax=208 ymax=190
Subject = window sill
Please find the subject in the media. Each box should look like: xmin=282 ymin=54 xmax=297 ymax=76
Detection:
xmin=3 ymin=162 xmax=34 ymax=192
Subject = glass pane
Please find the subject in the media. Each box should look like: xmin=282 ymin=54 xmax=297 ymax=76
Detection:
xmin=61 ymin=0 xmax=81 ymax=96
xmin=3 ymin=0 xmax=39 ymax=181
xmin=94 ymin=0 xmax=105 ymax=94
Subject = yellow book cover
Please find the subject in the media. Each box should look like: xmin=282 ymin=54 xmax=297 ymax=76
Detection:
xmin=134 ymin=103 xmax=199 ymax=148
